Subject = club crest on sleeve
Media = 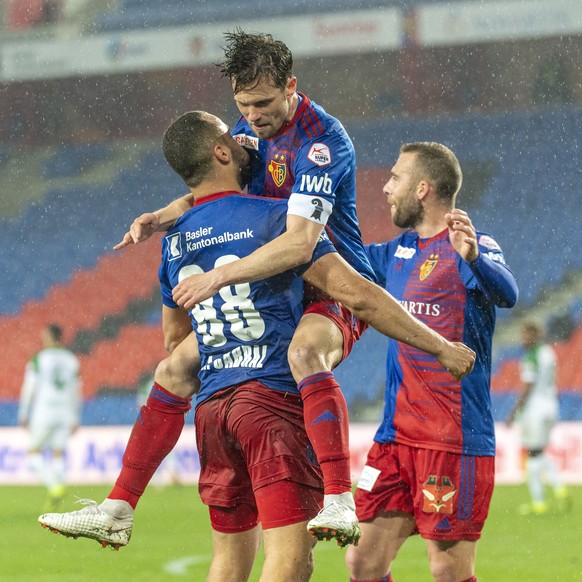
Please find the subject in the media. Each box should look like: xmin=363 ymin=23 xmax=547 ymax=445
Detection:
xmin=307 ymin=143 xmax=331 ymax=166
xmin=420 ymin=253 xmax=438 ymax=280
xmin=268 ymin=154 xmax=287 ymax=187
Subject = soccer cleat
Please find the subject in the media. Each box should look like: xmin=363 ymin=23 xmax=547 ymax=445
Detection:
xmin=518 ymin=501 xmax=549 ymax=516
xmin=554 ymin=487 xmax=573 ymax=513
xmin=38 ymin=498 xmax=133 ymax=550
xmin=307 ymin=500 xmax=361 ymax=547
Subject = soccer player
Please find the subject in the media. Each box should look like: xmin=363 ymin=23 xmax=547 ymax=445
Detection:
xmin=18 ymin=324 xmax=81 ymax=510
xmin=39 ymin=114 xmax=475 ymax=563
xmin=345 ymin=142 xmax=519 ymax=582
xmin=113 ymin=30 xmax=379 ymax=545
xmin=506 ymin=321 xmax=570 ymax=515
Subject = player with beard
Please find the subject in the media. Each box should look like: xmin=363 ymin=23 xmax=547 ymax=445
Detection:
xmin=345 ymin=142 xmax=518 ymax=582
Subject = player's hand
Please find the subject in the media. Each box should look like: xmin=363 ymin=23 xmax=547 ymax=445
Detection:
xmin=113 ymin=212 xmax=161 ymax=250
xmin=172 ymin=271 xmax=222 ymax=311
xmin=437 ymin=341 xmax=475 ymax=380
xmin=445 ymin=209 xmax=478 ymax=263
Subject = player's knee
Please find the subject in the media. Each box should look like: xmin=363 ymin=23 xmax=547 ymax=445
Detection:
xmin=345 ymin=545 xmax=387 ymax=580
xmin=263 ymin=549 xmax=314 ymax=582
xmin=287 ymin=338 xmax=326 ymax=381
xmin=154 ymin=354 xmax=198 ymax=398
xmin=428 ymin=554 xmax=457 ymax=582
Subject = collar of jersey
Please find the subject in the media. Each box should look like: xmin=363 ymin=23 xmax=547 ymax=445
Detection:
xmin=193 ymin=190 xmax=241 ymax=206
xmin=417 ymin=227 xmax=448 ymax=250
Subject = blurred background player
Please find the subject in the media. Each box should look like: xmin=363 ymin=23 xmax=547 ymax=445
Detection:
xmin=18 ymin=323 xmax=81 ymax=510
xmin=113 ymin=29 xmax=379 ymax=546
xmin=345 ymin=142 xmax=518 ymax=582
xmin=506 ymin=321 xmax=570 ymax=515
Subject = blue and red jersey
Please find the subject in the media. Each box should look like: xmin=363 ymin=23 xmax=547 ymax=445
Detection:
xmin=231 ymin=92 xmax=375 ymax=283
xmin=158 ymin=191 xmax=335 ymax=408
xmin=365 ymin=228 xmax=518 ymax=456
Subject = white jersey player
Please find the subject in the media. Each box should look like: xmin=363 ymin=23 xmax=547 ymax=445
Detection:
xmin=18 ymin=324 xmax=81 ymax=509
xmin=507 ymin=321 xmax=569 ymax=514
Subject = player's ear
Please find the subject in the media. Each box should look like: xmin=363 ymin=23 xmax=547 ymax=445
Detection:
xmin=285 ymin=76 xmax=297 ymax=98
xmin=417 ymin=180 xmax=430 ymax=200
xmin=214 ymin=143 xmax=230 ymax=165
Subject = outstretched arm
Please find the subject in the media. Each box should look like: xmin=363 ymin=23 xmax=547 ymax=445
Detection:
xmin=114 ymin=194 xmax=193 ymax=250
xmin=172 ymin=214 xmax=323 ymax=310
xmin=302 ymin=253 xmax=475 ymax=380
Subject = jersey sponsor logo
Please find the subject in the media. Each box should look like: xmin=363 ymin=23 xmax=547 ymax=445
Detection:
xmin=422 ymin=475 xmax=456 ymax=514
xmin=399 ymin=300 xmax=441 ymax=317
xmin=166 ymin=233 xmax=182 ymax=261
xmin=299 ymin=173 xmax=333 ymax=194
xmin=233 ymin=133 xmax=259 ymax=150
xmin=268 ymin=153 xmax=287 ymax=187
xmin=307 ymin=143 xmax=331 ymax=166
xmin=478 ymin=234 xmax=501 ymax=251
xmin=186 ymin=229 xmax=254 ymax=252
xmin=420 ymin=253 xmax=438 ymax=280
xmin=310 ymin=198 xmax=324 ymax=221
xmin=394 ymin=245 xmax=416 ymax=259
xmin=185 ymin=226 xmax=213 ymax=241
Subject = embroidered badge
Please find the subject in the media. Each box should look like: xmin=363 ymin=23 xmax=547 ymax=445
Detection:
xmin=268 ymin=154 xmax=286 ymax=187
xmin=420 ymin=253 xmax=438 ymax=281
xmin=422 ymin=475 xmax=456 ymax=514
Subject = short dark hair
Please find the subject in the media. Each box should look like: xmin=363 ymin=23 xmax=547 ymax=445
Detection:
xmin=217 ymin=29 xmax=293 ymax=94
xmin=47 ymin=323 xmax=62 ymax=343
xmin=400 ymin=142 xmax=463 ymax=205
xmin=162 ymin=111 xmax=226 ymax=188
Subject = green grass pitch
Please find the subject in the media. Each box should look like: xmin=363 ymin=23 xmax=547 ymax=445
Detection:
xmin=1 ymin=484 xmax=580 ymax=581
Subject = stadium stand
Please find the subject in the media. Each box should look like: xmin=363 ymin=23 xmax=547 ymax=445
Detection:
xmin=95 ymin=0 xmax=397 ymax=32
xmin=1 ymin=105 xmax=581 ymax=422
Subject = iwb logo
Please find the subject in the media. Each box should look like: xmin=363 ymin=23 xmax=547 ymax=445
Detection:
xmin=166 ymin=233 xmax=182 ymax=261
xmin=299 ymin=173 xmax=332 ymax=194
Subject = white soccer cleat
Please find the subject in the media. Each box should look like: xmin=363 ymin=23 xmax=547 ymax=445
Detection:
xmin=307 ymin=500 xmax=361 ymax=547
xmin=38 ymin=498 xmax=133 ymax=550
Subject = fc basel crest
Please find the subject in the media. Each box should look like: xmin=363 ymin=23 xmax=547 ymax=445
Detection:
xmin=422 ymin=475 xmax=456 ymax=514
xmin=268 ymin=154 xmax=286 ymax=187
xmin=420 ymin=253 xmax=438 ymax=281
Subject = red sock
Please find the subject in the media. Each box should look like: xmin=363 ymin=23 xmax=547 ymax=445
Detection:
xmin=298 ymin=372 xmax=351 ymax=495
xmin=108 ymin=382 xmax=191 ymax=508
xmin=461 ymin=578 xmax=477 ymax=582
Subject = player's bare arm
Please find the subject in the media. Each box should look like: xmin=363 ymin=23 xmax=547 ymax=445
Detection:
xmin=113 ymin=193 xmax=193 ymax=250
xmin=302 ymin=253 xmax=475 ymax=380
xmin=445 ymin=209 xmax=479 ymax=263
xmin=172 ymin=214 xmax=323 ymax=310
xmin=161 ymin=304 xmax=192 ymax=353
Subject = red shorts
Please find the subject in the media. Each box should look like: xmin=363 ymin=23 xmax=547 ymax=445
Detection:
xmin=195 ymin=381 xmax=323 ymax=532
xmin=303 ymin=285 xmax=367 ymax=359
xmin=354 ymin=442 xmax=495 ymax=541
